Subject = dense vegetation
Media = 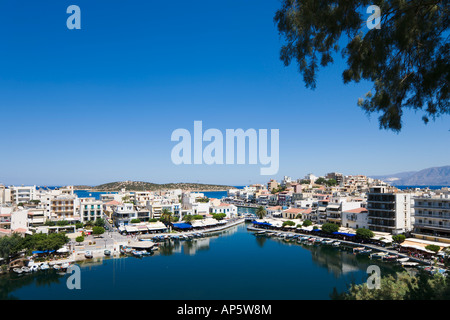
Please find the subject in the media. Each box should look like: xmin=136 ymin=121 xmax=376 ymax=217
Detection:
xmin=74 ymin=181 xmax=236 ymax=192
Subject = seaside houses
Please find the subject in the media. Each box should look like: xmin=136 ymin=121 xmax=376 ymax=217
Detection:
xmin=210 ymin=203 xmax=237 ymax=218
xmin=0 ymin=185 xmax=11 ymax=204
xmin=341 ymin=207 xmax=369 ymax=229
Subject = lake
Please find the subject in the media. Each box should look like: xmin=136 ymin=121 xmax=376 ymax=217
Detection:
xmin=1 ymin=212 xmax=403 ymax=300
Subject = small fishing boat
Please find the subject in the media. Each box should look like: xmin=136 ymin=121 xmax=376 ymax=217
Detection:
xmin=60 ymin=263 xmax=70 ymax=271
xmin=332 ymin=241 xmax=341 ymax=247
xmin=370 ymin=252 xmax=388 ymax=259
xmin=53 ymin=264 xmax=61 ymax=270
xmin=300 ymin=236 xmax=310 ymax=241
xmin=39 ymin=263 xmax=49 ymax=271
xmin=85 ymin=251 xmax=93 ymax=259
xmin=13 ymin=268 xmax=23 ymax=274
xmin=21 ymin=266 xmax=31 ymax=273
xmin=29 ymin=264 xmax=39 ymax=272
xmin=397 ymin=257 xmax=409 ymax=263
xmin=132 ymin=250 xmax=143 ymax=257
xmin=382 ymin=255 xmax=398 ymax=261
xmin=104 ymin=250 xmax=111 ymax=256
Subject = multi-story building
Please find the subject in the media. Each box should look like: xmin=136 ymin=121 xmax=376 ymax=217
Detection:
xmin=367 ymin=186 xmax=412 ymax=234
xmin=10 ymin=186 xmax=36 ymax=204
xmin=79 ymin=198 xmax=104 ymax=223
xmin=0 ymin=185 xmax=11 ymax=204
xmin=49 ymin=195 xmax=78 ymax=222
xmin=113 ymin=203 xmax=137 ymax=227
xmin=413 ymin=193 xmax=450 ymax=242
xmin=342 ymin=207 xmax=369 ymax=230
xmin=210 ymin=203 xmax=237 ymax=218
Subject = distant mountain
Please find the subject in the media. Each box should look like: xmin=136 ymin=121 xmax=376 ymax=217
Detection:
xmin=74 ymin=181 xmax=237 ymax=192
xmin=371 ymin=165 xmax=450 ymax=186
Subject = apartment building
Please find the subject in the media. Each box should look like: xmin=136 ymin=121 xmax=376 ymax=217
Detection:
xmin=113 ymin=203 xmax=137 ymax=227
xmin=10 ymin=186 xmax=36 ymax=204
xmin=367 ymin=186 xmax=412 ymax=234
xmin=0 ymin=185 xmax=11 ymax=204
xmin=342 ymin=207 xmax=369 ymax=229
xmin=49 ymin=195 xmax=78 ymax=222
xmin=413 ymin=193 xmax=450 ymax=243
xmin=210 ymin=203 xmax=237 ymax=218
xmin=79 ymin=198 xmax=104 ymax=223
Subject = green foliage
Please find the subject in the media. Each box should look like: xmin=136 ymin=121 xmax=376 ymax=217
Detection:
xmin=56 ymin=220 xmax=69 ymax=227
xmin=191 ymin=215 xmax=204 ymax=220
xmin=274 ymin=0 xmax=449 ymax=131
xmin=425 ymin=244 xmax=441 ymax=253
xmin=94 ymin=218 xmax=105 ymax=227
xmin=0 ymin=233 xmax=23 ymax=260
xmin=255 ymin=206 xmax=267 ymax=219
xmin=282 ymin=220 xmax=295 ymax=227
xmin=211 ymin=213 xmax=227 ymax=220
xmin=75 ymin=222 xmax=84 ymax=229
xmin=300 ymin=179 xmax=311 ymax=185
xmin=356 ymin=228 xmax=375 ymax=240
xmin=392 ymin=234 xmax=406 ymax=243
xmin=321 ymin=223 xmax=339 ymax=234
xmin=160 ymin=208 xmax=174 ymax=224
xmin=183 ymin=214 xmax=194 ymax=223
xmin=314 ymin=178 xmax=337 ymax=186
xmin=75 ymin=236 xmax=84 ymax=243
xmin=195 ymin=197 xmax=210 ymax=203
xmin=130 ymin=219 xmax=141 ymax=224
xmin=148 ymin=218 xmax=158 ymax=222
xmin=44 ymin=220 xmax=56 ymax=226
xmin=332 ymin=271 xmax=450 ymax=300
xmin=303 ymin=220 xmax=312 ymax=227
xmin=92 ymin=226 xmax=105 ymax=236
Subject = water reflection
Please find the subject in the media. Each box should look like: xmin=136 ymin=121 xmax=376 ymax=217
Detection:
xmin=0 ymin=271 xmax=64 ymax=300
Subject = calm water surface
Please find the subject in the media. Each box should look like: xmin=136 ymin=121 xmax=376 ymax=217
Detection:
xmin=1 ymin=218 xmax=403 ymax=300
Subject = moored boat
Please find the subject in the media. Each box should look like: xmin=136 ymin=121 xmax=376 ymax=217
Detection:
xmin=13 ymin=268 xmax=23 ymax=274
xmin=332 ymin=241 xmax=341 ymax=247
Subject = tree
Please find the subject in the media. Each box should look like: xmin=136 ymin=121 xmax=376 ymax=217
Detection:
xmin=211 ymin=213 xmax=227 ymax=220
xmin=321 ymin=223 xmax=339 ymax=234
xmin=92 ymin=226 xmax=105 ymax=237
xmin=255 ymin=206 xmax=267 ymax=219
xmin=426 ymin=244 xmax=441 ymax=254
xmin=183 ymin=214 xmax=194 ymax=223
xmin=94 ymin=218 xmax=105 ymax=227
xmin=356 ymin=228 xmax=374 ymax=240
xmin=160 ymin=208 xmax=174 ymax=225
xmin=130 ymin=219 xmax=141 ymax=224
xmin=303 ymin=220 xmax=312 ymax=227
xmin=75 ymin=236 xmax=84 ymax=243
xmin=282 ymin=220 xmax=296 ymax=227
xmin=392 ymin=234 xmax=406 ymax=244
xmin=314 ymin=177 xmax=327 ymax=185
xmin=274 ymin=0 xmax=449 ymax=132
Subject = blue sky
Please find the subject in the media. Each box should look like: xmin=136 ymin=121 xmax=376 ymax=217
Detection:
xmin=0 ymin=0 xmax=448 ymax=186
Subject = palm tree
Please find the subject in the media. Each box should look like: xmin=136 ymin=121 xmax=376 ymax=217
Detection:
xmin=160 ymin=208 xmax=174 ymax=231
xmin=183 ymin=214 xmax=194 ymax=223
xmin=255 ymin=206 xmax=267 ymax=219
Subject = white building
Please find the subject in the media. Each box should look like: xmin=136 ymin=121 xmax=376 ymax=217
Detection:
xmin=79 ymin=198 xmax=104 ymax=223
xmin=210 ymin=203 xmax=237 ymax=218
xmin=413 ymin=193 xmax=450 ymax=242
xmin=367 ymin=186 xmax=413 ymax=234
xmin=113 ymin=203 xmax=137 ymax=227
xmin=10 ymin=186 xmax=36 ymax=204
xmin=342 ymin=207 xmax=369 ymax=230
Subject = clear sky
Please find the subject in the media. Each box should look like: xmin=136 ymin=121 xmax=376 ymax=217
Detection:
xmin=0 ymin=0 xmax=448 ymax=186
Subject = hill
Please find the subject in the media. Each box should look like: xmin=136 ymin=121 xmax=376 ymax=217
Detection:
xmin=74 ymin=181 xmax=237 ymax=192
xmin=371 ymin=165 xmax=450 ymax=186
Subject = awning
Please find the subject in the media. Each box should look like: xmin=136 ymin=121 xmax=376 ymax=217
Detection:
xmin=253 ymin=221 xmax=272 ymax=226
xmin=327 ymin=204 xmax=340 ymax=209
xmin=318 ymin=207 xmax=327 ymax=211
xmin=332 ymin=232 xmax=356 ymax=237
xmin=125 ymin=226 xmax=138 ymax=233
xmin=173 ymin=223 xmax=193 ymax=229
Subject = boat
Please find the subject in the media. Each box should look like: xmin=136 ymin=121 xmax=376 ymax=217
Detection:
xmin=382 ymin=255 xmax=398 ymax=261
xmin=39 ymin=263 xmax=49 ymax=271
xmin=132 ymin=250 xmax=143 ymax=257
xmin=53 ymin=264 xmax=61 ymax=270
xmin=332 ymin=241 xmax=341 ymax=247
xmin=308 ymin=237 xmax=316 ymax=242
xmin=13 ymin=268 xmax=23 ymax=274
xmin=21 ymin=266 xmax=31 ymax=273
xmin=370 ymin=252 xmax=388 ymax=259
xmin=397 ymin=257 xmax=409 ymax=263
xmin=353 ymin=247 xmax=366 ymax=253
xmin=104 ymin=250 xmax=111 ymax=256
xmin=402 ymin=261 xmax=419 ymax=267
xmin=323 ymin=239 xmax=335 ymax=245
xmin=85 ymin=251 xmax=93 ymax=259
xmin=255 ymin=231 xmax=266 ymax=236
xmin=300 ymin=236 xmax=310 ymax=241
xmin=60 ymin=262 xmax=70 ymax=271
xmin=29 ymin=264 xmax=39 ymax=272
